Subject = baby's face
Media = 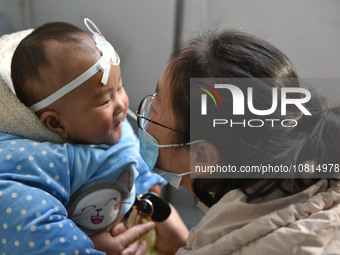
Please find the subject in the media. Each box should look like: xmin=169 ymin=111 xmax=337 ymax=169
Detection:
xmin=57 ymin=64 xmax=129 ymax=145
xmin=41 ymin=38 xmax=128 ymax=145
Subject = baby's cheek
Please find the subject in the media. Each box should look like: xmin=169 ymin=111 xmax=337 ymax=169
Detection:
xmin=101 ymin=115 xmax=114 ymax=133
xmin=123 ymin=92 xmax=129 ymax=110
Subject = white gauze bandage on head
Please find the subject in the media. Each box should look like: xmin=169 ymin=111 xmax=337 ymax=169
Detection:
xmin=29 ymin=18 xmax=120 ymax=112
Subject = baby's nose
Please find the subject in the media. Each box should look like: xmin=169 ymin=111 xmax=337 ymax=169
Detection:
xmin=113 ymin=99 xmax=125 ymax=116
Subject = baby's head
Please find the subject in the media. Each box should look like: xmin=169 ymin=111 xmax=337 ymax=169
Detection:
xmin=11 ymin=20 xmax=128 ymax=145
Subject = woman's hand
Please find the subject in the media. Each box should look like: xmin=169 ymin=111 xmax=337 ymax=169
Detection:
xmin=90 ymin=221 xmax=155 ymax=255
xmin=155 ymin=204 xmax=189 ymax=255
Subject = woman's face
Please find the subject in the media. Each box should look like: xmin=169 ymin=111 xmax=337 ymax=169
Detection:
xmin=147 ymin=66 xmax=191 ymax=181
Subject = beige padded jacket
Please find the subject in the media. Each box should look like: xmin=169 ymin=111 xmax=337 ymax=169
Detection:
xmin=177 ymin=179 xmax=340 ymax=255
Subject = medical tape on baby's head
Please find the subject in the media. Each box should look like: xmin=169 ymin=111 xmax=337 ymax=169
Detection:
xmin=84 ymin=18 xmax=120 ymax=83
xmin=29 ymin=18 xmax=120 ymax=112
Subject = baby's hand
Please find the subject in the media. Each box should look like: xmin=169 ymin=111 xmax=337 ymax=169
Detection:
xmin=91 ymin=221 xmax=155 ymax=255
xmin=108 ymin=221 xmax=128 ymax=236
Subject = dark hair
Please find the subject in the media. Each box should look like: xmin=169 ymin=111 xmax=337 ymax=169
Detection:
xmin=11 ymin=22 xmax=92 ymax=107
xmin=166 ymin=30 xmax=338 ymax=207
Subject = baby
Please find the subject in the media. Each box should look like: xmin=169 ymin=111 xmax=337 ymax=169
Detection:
xmin=0 ymin=19 xmax=164 ymax=254
xmin=13 ymin=18 xmax=127 ymax=146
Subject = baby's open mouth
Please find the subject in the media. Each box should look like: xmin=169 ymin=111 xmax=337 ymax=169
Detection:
xmin=91 ymin=216 xmax=104 ymax=224
xmin=113 ymin=121 xmax=121 ymax=129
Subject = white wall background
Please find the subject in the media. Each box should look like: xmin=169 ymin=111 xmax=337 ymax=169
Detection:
xmin=2 ymin=0 xmax=340 ymax=109
xmin=201 ymin=0 xmax=340 ymax=79
xmin=1 ymin=0 xmax=340 ymax=228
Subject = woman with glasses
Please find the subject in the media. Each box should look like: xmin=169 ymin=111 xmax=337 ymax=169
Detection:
xmin=137 ymin=30 xmax=340 ymax=255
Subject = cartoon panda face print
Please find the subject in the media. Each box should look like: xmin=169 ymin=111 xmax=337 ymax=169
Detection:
xmin=71 ymin=188 xmax=123 ymax=230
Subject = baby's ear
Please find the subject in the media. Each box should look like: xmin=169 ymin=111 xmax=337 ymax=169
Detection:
xmin=39 ymin=111 xmax=68 ymax=139
xmin=117 ymin=164 xmax=134 ymax=193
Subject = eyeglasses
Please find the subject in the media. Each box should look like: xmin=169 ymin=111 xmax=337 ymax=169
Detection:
xmin=135 ymin=94 xmax=185 ymax=134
